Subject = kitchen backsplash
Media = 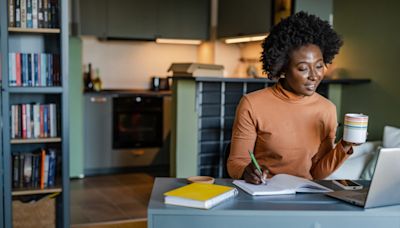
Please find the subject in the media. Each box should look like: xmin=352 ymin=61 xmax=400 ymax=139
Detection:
xmin=81 ymin=37 xmax=264 ymax=89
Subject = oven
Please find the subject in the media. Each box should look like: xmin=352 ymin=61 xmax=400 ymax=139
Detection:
xmin=113 ymin=95 xmax=163 ymax=149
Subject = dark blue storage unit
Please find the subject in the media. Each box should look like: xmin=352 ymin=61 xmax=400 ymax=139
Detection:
xmin=196 ymin=78 xmax=271 ymax=177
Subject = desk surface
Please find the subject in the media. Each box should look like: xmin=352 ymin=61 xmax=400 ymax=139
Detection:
xmin=148 ymin=178 xmax=400 ymax=228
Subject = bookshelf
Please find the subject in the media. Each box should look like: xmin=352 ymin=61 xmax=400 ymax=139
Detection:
xmin=0 ymin=0 xmax=69 ymax=227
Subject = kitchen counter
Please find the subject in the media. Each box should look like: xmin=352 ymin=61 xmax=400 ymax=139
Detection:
xmin=171 ymin=76 xmax=371 ymax=85
xmin=84 ymin=89 xmax=171 ymax=97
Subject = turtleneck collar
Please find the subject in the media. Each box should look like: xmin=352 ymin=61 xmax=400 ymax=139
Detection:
xmin=271 ymin=81 xmax=312 ymax=103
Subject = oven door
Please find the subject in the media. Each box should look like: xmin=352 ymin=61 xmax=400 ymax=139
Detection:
xmin=113 ymin=96 xmax=163 ymax=149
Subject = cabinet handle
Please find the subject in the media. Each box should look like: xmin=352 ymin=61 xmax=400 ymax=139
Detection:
xmin=90 ymin=97 xmax=107 ymax=103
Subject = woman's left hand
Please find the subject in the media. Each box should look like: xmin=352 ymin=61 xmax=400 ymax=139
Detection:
xmin=340 ymin=139 xmax=363 ymax=154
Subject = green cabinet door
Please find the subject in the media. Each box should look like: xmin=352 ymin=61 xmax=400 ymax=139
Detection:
xmin=79 ymin=0 xmax=107 ymax=37
xmin=157 ymin=0 xmax=210 ymax=40
xmin=295 ymin=0 xmax=333 ymax=23
xmin=217 ymin=0 xmax=272 ymax=38
xmin=107 ymin=0 xmax=158 ymax=40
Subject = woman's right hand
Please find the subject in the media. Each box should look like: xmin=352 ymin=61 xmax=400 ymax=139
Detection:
xmin=243 ymin=163 xmax=268 ymax=185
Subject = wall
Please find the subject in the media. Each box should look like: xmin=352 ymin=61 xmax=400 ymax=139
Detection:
xmin=81 ymin=37 xmax=246 ymax=89
xmin=334 ymin=0 xmax=400 ymax=140
xmin=82 ymin=37 xmax=198 ymax=89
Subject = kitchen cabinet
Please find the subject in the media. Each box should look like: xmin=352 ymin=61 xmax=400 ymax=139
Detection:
xmin=295 ymin=0 xmax=333 ymax=23
xmin=79 ymin=0 xmax=209 ymax=40
xmin=79 ymin=0 xmax=107 ymax=37
xmin=157 ymin=0 xmax=209 ymax=40
xmin=217 ymin=0 xmax=272 ymax=38
xmin=107 ymin=0 xmax=158 ymax=40
xmin=84 ymin=94 xmax=113 ymax=172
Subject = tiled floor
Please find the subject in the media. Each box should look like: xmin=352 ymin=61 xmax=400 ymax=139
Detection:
xmin=70 ymin=173 xmax=154 ymax=226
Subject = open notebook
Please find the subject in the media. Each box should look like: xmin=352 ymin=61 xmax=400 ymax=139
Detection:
xmin=233 ymin=174 xmax=332 ymax=196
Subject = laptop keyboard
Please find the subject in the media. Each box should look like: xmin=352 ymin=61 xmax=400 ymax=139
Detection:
xmin=344 ymin=189 xmax=369 ymax=201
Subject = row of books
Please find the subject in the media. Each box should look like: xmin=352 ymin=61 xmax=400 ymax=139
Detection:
xmin=12 ymin=148 xmax=57 ymax=189
xmin=11 ymin=103 xmax=58 ymax=139
xmin=8 ymin=0 xmax=59 ymax=29
xmin=8 ymin=52 xmax=61 ymax=87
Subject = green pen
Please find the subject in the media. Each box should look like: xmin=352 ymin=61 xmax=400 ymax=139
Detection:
xmin=248 ymin=150 xmax=266 ymax=184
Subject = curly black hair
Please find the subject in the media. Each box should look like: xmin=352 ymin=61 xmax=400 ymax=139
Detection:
xmin=261 ymin=11 xmax=343 ymax=79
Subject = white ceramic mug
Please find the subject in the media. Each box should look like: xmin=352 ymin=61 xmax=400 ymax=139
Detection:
xmin=343 ymin=113 xmax=368 ymax=143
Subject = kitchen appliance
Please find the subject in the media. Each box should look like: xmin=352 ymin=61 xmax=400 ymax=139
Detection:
xmin=113 ymin=95 xmax=163 ymax=148
xmin=151 ymin=77 xmax=170 ymax=91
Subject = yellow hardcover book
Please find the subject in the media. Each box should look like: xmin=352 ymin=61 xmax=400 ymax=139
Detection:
xmin=164 ymin=183 xmax=238 ymax=209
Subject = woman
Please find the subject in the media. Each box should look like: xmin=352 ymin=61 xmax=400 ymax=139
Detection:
xmin=227 ymin=11 xmax=355 ymax=184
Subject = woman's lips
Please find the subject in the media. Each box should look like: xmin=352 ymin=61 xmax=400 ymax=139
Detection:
xmin=305 ymin=84 xmax=316 ymax=91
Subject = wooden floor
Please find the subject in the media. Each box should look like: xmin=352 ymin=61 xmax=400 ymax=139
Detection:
xmin=70 ymin=173 xmax=154 ymax=227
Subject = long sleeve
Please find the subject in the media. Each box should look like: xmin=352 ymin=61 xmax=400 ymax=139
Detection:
xmin=227 ymin=97 xmax=257 ymax=179
xmin=310 ymin=104 xmax=351 ymax=179
xmin=310 ymin=138 xmax=351 ymax=179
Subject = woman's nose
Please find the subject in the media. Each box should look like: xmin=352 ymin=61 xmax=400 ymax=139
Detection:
xmin=308 ymin=68 xmax=321 ymax=81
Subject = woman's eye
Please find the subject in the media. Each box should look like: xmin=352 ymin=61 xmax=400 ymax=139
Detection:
xmin=298 ymin=67 xmax=307 ymax=71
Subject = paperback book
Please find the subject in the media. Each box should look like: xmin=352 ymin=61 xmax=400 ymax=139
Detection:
xmin=164 ymin=183 xmax=238 ymax=209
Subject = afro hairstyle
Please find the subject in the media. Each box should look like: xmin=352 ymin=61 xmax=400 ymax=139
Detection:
xmin=261 ymin=11 xmax=343 ymax=79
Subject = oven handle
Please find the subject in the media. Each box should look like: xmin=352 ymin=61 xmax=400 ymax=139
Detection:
xmin=90 ymin=96 xmax=107 ymax=103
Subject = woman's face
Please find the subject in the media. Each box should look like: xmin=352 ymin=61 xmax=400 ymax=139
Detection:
xmin=281 ymin=44 xmax=325 ymax=96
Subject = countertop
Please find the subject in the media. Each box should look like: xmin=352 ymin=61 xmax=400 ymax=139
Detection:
xmin=170 ymin=76 xmax=371 ymax=85
xmin=84 ymin=89 xmax=172 ymax=97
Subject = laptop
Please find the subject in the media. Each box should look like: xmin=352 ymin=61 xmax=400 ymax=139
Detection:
xmin=326 ymin=148 xmax=400 ymax=208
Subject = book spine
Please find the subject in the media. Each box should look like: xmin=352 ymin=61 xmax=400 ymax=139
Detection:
xmin=26 ymin=103 xmax=31 ymax=138
xmin=32 ymin=0 xmax=38 ymax=28
xmin=26 ymin=0 xmax=32 ymax=28
xmin=13 ymin=154 xmax=19 ymax=188
xmin=9 ymin=0 xmax=15 ymax=27
xmin=40 ymin=53 xmax=46 ymax=86
xmin=20 ymin=0 xmax=26 ymax=28
xmin=34 ymin=53 xmax=38 ymax=86
xmin=43 ymin=0 xmax=48 ymax=28
xmin=16 ymin=53 xmax=21 ymax=86
xmin=33 ymin=103 xmax=40 ymax=138
xmin=47 ymin=54 xmax=52 ymax=86
xmin=33 ymin=153 xmax=40 ymax=187
xmin=18 ymin=154 xmax=24 ymax=188
xmin=27 ymin=53 xmax=32 ymax=86
xmin=30 ymin=53 xmax=34 ymax=86
xmin=39 ymin=105 xmax=44 ymax=137
xmin=22 ymin=53 xmax=28 ymax=86
xmin=8 ymin=53 xmax=15 ymax=86
xmin=22 ymin=104 xmax=27 ymax=138
xmin=17 ymin=105 xmax=22 ymax=138
xmin=11 ymin=105 xmax=15 ymax=139
xmin=49 ymin=103 xmax=57 ymax=137
xmin=23 ymin=153 xmax=32 ymax=187
xmin=47 ymin=149 xmax=56 ymax=187
xmin=44 ymin=153 xmax=49 ymax=188
xmin=40 ymin=149 xmax=45 ymax=189
xmin=43 ymin=105 xmax=48 ymax=137
xmin=15 ymin=0 xmax=21 ymax=27
xmin=38 ymin=0 xmax=43 ymax=28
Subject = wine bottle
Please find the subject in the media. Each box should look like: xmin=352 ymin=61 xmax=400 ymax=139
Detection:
xmin=84 ymin=63 xmax=94 ymax=92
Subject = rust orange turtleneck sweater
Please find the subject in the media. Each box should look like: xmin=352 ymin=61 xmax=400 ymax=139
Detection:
xmin=227 ymin=82 xmax=350 ymax=180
